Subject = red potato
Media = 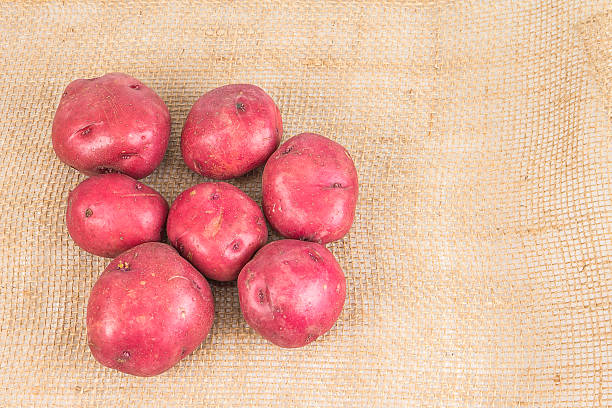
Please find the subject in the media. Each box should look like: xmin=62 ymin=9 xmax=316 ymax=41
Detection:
xmin=66 ymin=174 xmax=168 ymax=258
xmin=262 ymin=133 xmax=358 ymax=244
xmin=181 ymin=84 xmax=282 ymax=180
xmin=237 ymin=239 xmax=346 ymax=348
xmin=166 ymin=182 xmax=267 ymax=282
xmin=52 ymin=72 xmax=170 ymax=179
xmin=87 ymin=242 xmax=215 ymax=377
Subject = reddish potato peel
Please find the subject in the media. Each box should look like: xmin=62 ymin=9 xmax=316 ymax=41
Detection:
xmin=262 ymin=133 xmax=358 ymax=244
xmin=66 ymin=174 xmax=168 ymax=258
xmin=181 ymin=84 xmax=282 ymax=179
xmin=87 ymin=243 xmax=215 ymax=377
xmin=52 ymin=72 xmax=170 ymax=179
xmin=237 ymin=240 xmax=346 ymax=348
xmin=167 ymin=182 xmax=267 ymax=281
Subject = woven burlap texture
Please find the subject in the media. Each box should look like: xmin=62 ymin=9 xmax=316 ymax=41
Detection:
xmin=0 ymin=1 xmax=611 ymax=407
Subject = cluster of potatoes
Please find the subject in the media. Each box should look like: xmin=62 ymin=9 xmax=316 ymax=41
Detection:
xmin=52 ymin=73 xmax=358 ymax=376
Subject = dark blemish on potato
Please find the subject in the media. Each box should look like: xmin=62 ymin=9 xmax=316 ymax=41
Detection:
xmin=97 ymin=167 xmax=117 ymax=174
xmin=116 ymin=350 xmax=131 ymax=363
xmin=191 ymin=280 xmax=201 ymax=291
xmin=79 ymin=125 xmax=94 ymax=136
xmin=307 ymin=251 xmax=319 ymax=262
xmin=120 ymin=152 xmax=137 ymax=160
xmin=258 ymin=289 xmax=265 ymax=304
xmin=135 ymin=183 xmax=143 ymax=191
xmin=274 ymin=306 xmax=281 ymax=314
xmin=85 ymin=208 xmax=93 ymax=217
xmin=281 ymin=146 xmax=293 ymax=155
xmin=210 ymin=192 xmax=219 ymax=200
xmin=305 ymin=334 xmax=314 ymax=343
xmin=236 ymin=102 xmax=246 ymax=112
xmin=116 ymin=261 xmax=130 ymax=271
xmin=231 ymin=240 xmax=240 ymax=251
xmin=129 ymin=84 xmax=140 ymax=90
xmin=332 ymin=182 xmax=342 ymax=188
xmin=181 ymin=347 xmax=187 ymax=356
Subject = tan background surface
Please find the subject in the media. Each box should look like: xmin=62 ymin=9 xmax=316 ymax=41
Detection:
xmin=0 ymin=1 xmax=611 ymax=407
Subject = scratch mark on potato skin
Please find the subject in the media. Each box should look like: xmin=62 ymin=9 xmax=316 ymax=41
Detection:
xmin=167 ymin=275 xmax=190 ymax=283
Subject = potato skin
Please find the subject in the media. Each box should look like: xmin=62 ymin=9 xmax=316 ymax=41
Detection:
xmin=262 ymin=133 xmax=358 ymax=244
xmin=52 ymin=72 xmax=170 ymax=179
xmin=167 ymin=182 xmax=267 ymax=282
xmin=66 ymin=174 xmax=168 ymax=258
xmin=87 ymin=243 xmax=215 ymax=377
xmin=181 ymin=84 xmax=282 ymax=180
xmin=237 ymin=239 xmax=346 ymax=348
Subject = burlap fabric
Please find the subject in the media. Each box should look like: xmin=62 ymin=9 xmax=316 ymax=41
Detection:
xmin=1 ymin=1 xmax=610 ymax=407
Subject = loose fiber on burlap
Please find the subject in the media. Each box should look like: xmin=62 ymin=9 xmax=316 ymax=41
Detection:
xmin=0 ymin=1 xmax=610 ymax=407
